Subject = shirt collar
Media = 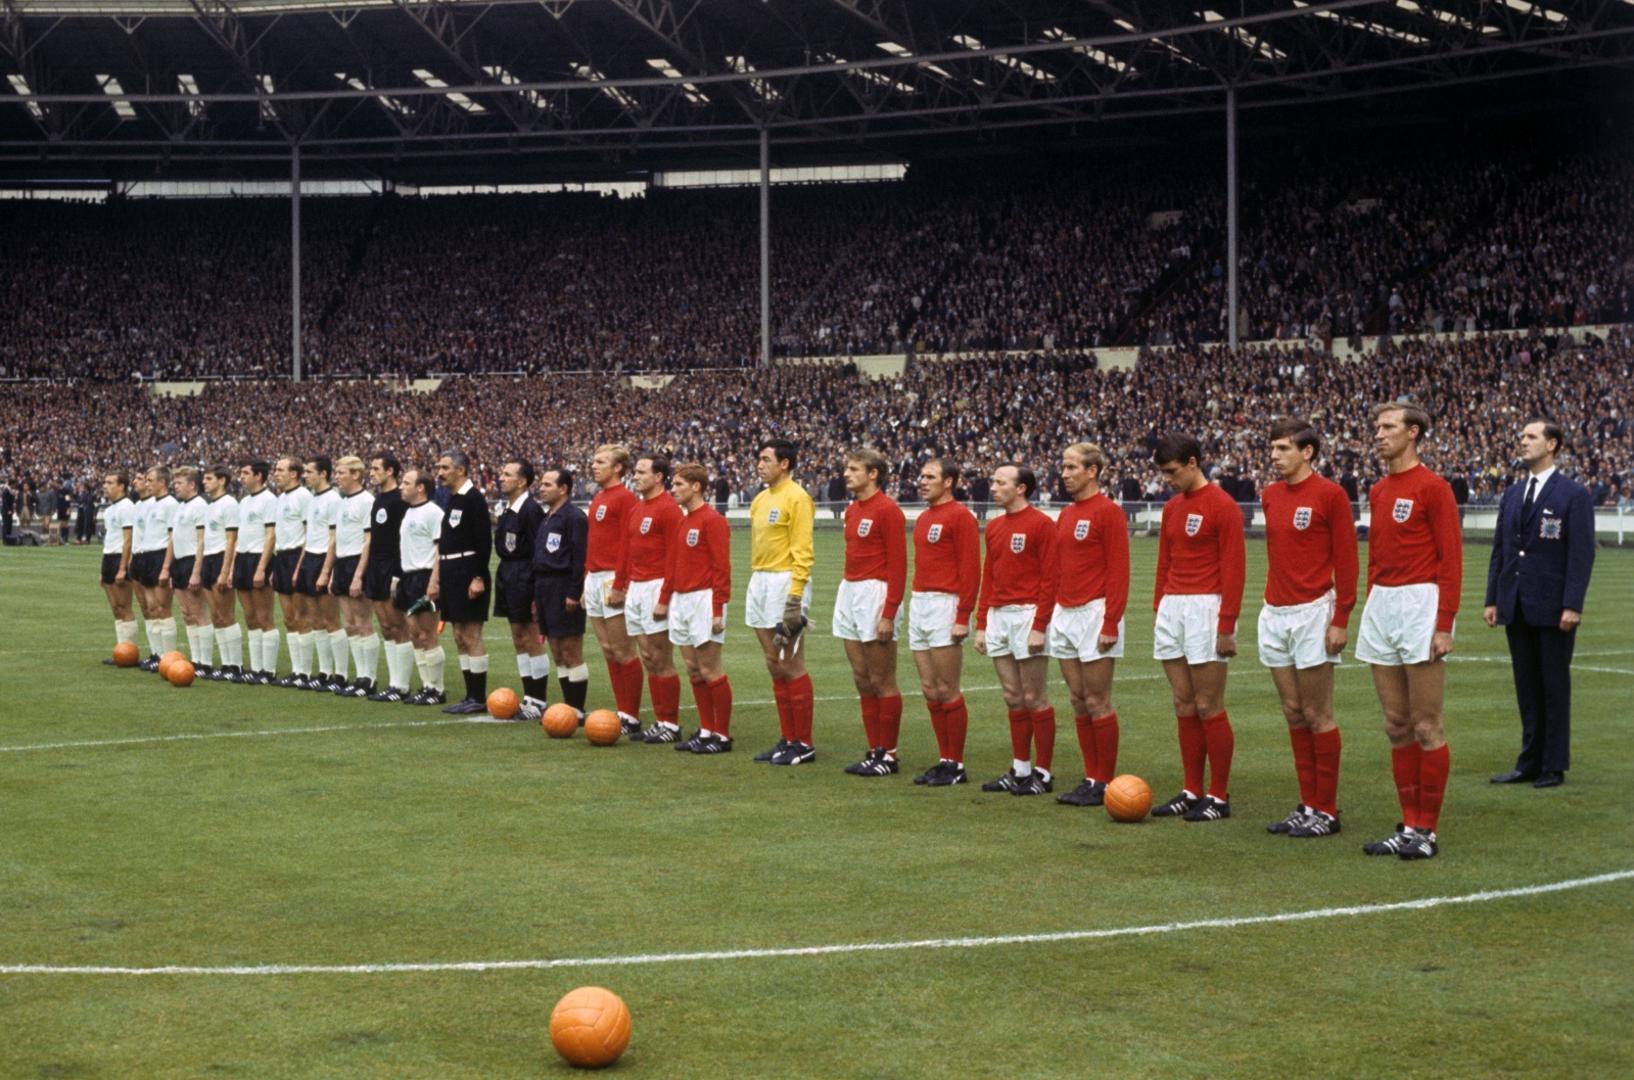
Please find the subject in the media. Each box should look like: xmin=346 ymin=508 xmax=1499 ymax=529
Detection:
xmin=508 ymin=494 xmax=528 ymax=513
xmin=1528 ymin=465 xmax=1556 ymax=491
xmin=457 ymin=480 xmax=474 ymax=495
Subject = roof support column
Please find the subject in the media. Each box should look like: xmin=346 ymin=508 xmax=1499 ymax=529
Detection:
xmin=759 ymin=124 xmax=770 ymax=369
xmin=291 ymin=143 xmax=303 ymax=382
xmin=1226 ymin=84 xmax=1239 ymax=349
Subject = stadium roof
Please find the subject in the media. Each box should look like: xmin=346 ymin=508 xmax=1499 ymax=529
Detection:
xmin=2 ymin=0 xmax=1631 ymax=181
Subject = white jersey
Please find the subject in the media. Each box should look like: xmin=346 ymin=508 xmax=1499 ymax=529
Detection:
xmin=237 ymin=488 xmax=276 ymax=555
xmin=171 ymin=495 xmax=206 ymax=560
xmin=139 ymin=495 xmax=177 ymax=553
xmin=399 ymin=501 xmax=445 ymax=573
xmin=101 ymin=496 xmax=136 ymax=556
xmin=335 ymin=488 xmax=374 ymax=558
xmin=304 ymin=487 xmax=340 ymax=556
xmin=274 ymin=486 xmax=311 ymax=551
xmin=202 ymin=494 xmax=239 ymax=556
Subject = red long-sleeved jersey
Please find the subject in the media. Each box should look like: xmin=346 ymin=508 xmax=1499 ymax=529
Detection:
xmin=843 ymin=490 xmax=908 ymax=618
xmin=912 ymin=499 xmax=981 ymax=625
xmin=1366 ymin=464 xmax=1463 ymax=633
xmin=1154 ymin=483 xmax=1246 ymax=634
xmin=661 ymin=503 xmax=732 ymax=616
xmin=615 ymin=490 xmax=683 ymax=588
xmin=1056 ymin=491 xmax=1130 ymax=638
xmin=1262 ymin=473 xmax=1359 ymax=628
xmin=586 ymin=483 xmax=638 ymax=573
xmin=977 ymin=505 xmax=1057 ymax=632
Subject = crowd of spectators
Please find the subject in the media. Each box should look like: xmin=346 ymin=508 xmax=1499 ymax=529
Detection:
xmin=5 ymin=328 xmax=1631 ymax=541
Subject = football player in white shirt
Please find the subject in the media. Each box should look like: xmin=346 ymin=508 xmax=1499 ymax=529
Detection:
xmin=165 ymin=466 xmax=214 ymax=673
xmin=270 ymin=457 xmax=315 ymax=687
xmin=331 ymin=456 xmax=381 ymax=697
xmin=136 ymin=466 xmax=181 ymax=669
xmin=234 ymin=460 xmax=279 ymax=684
xmin=97 ymin=470 xmax=139 ymax=663
xmin=300 ymin=456 xmax=347 ymax=690
xmin=199 ymin=465 xmax=242 ymax=681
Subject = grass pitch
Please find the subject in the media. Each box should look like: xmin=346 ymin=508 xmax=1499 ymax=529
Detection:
xmin=2 ymin=536 xmax=1632 ymax=1078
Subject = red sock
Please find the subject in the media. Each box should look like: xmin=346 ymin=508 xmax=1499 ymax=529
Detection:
xmin=1288 ymin=726 xmax=1317 ymax=807
xmin=860 ymin=694 xmax=880 ymax=749
xmin=1031 ymin=707 xmax=1056 ymax=774
xmin=927 ymin=699 xmax=949 ymax=759
xmin=1007 ymin=708 xmax=1032 ymax=763
xmin=604 ymin=659 xmax=624 ymax=714
xmin=772 ymin=678 xmax=793 ymax=741
xmin=1074 ymin=713 xmax=1098 ymax=782
xmin=1418 ymin=743 xmax=1449 ymax=832
xmin=1312 ymin=727 xmax=1341 ymax=817
xmin=788 ymin=673 xmax=814 ymax=745
xmin=1391 ymin=743 xmax=1421 ymax=829
xmin=1092 ymin=713 xmax=1119 ymax=783
xmin=878 ymin=694 xmax=903 ymax=756
xmin=944 ymin=696 xmax=969 ymax=764
xmin=615 ymin=658 xmax=644 ymax=719
xmin=1202 ymin=712 xmax=1234 ymax=800
xmin=1177 ymin=714 xmax=1206 ymax=795
xmin=649 ymin=673 xmax=681 ymax=726
xmin=708 ymin=675 xmax=733 ymax=737
xmin=690 ymin=679 xmax=715 ymax=731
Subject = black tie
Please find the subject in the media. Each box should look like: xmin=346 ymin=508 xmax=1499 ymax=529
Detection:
xmin=1522 ymin=476 xmax=1537 ymax=520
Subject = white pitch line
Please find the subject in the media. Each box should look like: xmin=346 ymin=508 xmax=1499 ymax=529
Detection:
xmin=4 ymin=868 xmax=1630 ymax=977
xmin=1448 ymin=655 xmax=1634 ymax=676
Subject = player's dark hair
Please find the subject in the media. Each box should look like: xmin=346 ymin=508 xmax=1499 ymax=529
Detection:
xmin=846 ymin=448 xmax=889 ymax=486
xmin=440 ymin=449 xmax=470 ymax=473
xmin=1005 ymin=464 xmax=1037 ymax=500
xmin=149 ymin=465 xmax=172 ymax=486
xmin=241 ymin=460 xmax=270 ymax=483
xmin=305 ymin=455 xmax=333 ymax=481
xmin=369 ymin=452 xmax=401 ymax=478
xmin=543 ymin=467 xmax=575 ymax=495
xmin=1268 ymin=417 xmax=1321 ymax=461
xmin=1525 ymin=416 xmax=1567 ymax=455
xmin=505 ymin=459 xmax=536 ymax=486
xmin=927 ymin=457 xmax=961 ymax=485
xmin=640 ymin=456 xmax=673 ymax=485
xmin=106 ymin=471 xmax=130 ymax=491
xmin=674 ymin=462 xmax=709 ymax=487
xmin=209 ymin=464 xmax=233 ymax=484
xmin=1372 ymin=401 xmax=1432 ymax=444
xmin=1152 ymin=433 xmax=1203 ymax=468
xmin=759 ymin=438 xmax=797 ymax=471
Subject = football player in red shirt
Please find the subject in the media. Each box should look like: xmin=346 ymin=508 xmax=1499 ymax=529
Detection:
xmin=1048 ymin=443 xmax=1130 ymax=808
xmin=584 ymin=445 xmax=644 ymax=733
xmin=608 ymin=455 xmax=685 ymax=743
xmin=834 ymin=449 xmax=909 ymax=777
xmin=1259 ymin=419 xmax=1359 ymax=838
xmin=974 ymin=464 xmax=1059 ymax=796
xmin=1151 ymin=433 xmax=1246 ymax=823
xmin=909 ymin=458 xmax=980 ymax=787
xmin=1356 ymin=402 xmax=1462 ymax=861
xmin=656 ymin=463 xmax=734 ymax=754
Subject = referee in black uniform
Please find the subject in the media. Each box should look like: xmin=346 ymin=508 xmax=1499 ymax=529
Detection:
xmin=533 ymin=466 xmax=592 ymax=718
xmin=429 ymin=450 xmax=493 ymax=714
xmin=494 ymin=459 xmax=550 ymax=720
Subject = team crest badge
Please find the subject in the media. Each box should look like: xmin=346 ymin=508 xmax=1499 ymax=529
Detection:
xmin=639 ymin=517 xmax=652 ymax=536
xmin=857 ymin=518 xmax=874 ymax=538
xmin=686 ymin=528 xmax=700 ymax=548
xmin=504 ymin=533 xmax=516 ymax=553
xmin=926 ymin=523 xmax=943 ymax=544
xmin=449 ymin=509 xmax=463 ymax=527
xmin=546 ymin=533 xmax=562 ymax=553
xmin=768 ymin=508 xmax=781 ymax=524
xmin=375 ymin=508 xmax=387 ymax=525
xmin=1010 ymin=534 xmax=1027 ymax=554
xmin=1073 ymin=520 xmax=1090 ymax=542
xmin=1185 ymin=513 xmax=1203 ymax=537
xmin=1540 ymin=516 xmax=1562 ymax=540
xmin=1293 ymin=507 xmax=1313 ymax=531
xmin=1392 ymin=498 xmax=1413 ymax=524
xmin=594 ymin=504 xmax=607 ymax=522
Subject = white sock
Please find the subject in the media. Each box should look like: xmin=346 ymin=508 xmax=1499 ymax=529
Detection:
xmin=359 ymin=633 xmax=381 ymax=684
xmin=469 ymin=654 xmax=489 ymax=674
xmin=416 ymin=647 xmax=445 ymax=691
xmin=529 ymin=652 xmax=551 ymax=679
xmin=262 ymin=628 xmax=281 ymax=672
xmin=1013 ymin=758 xmax=1032 ymax=777
xmin=186 ymin=625 xmax=202 ymax=660
xmin=195 ymin=625 xmax=215 ymax=666
xmin=458 ymin=653 xmax=472 ymax=672
xmin=314 ymin=630 xmax=334 ymax=676
xmin=217 ymin=624 xmax=242 ymax=669
xmin=291 ymin=631 xmax=313 ymax=675
xmin=159 ymin=618 xmax=178 ymax=655
xmin=115 ymin=619 xmax=138 ymax=646
xmin=145 ymin=621 xmax=162 ymax=656
xmin=329 ymin=629 xmax=350 ymax=680
xmin=387 ymin=640 xmax=413 ymax=690
xmin=246 ymin=629 xmax=264 ymax=670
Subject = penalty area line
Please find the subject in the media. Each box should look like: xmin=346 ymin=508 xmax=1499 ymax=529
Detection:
xmin=4 ymin=869 xmax=1631 ymax=977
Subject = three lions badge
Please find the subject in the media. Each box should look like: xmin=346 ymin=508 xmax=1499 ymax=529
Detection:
xmin=1392 ymin=498 xmax=1414 ymax=524
xmin=856 ymin=518 xmax=874 ymax=538
xmin=686 ymin=528 xmax=700 ymax=548
xmin=1010 ymin=534 xmax=1027 ymax=554
xmin=1073 ymin=520 xmax=1090 ymax=542
xmin=926 ymin=523 xmax=943 ymax=544
xmin=1293 ymin=507 xmax=1313 ymax=532
xmin=1184 ymin=513 xmax=1203 ymax=537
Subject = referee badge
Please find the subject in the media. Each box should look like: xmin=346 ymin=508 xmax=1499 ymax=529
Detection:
xmin=504 ymin=533 xmax=516 ymax=553
xmin=686 ymin=528 xmax=700 ymax=548
xmin=1010 ymin=533 xmax=1027 ymax=554
xmin=926 ymin=523 xmax=943 ymax=544
xmin=857 ymin=518 xmax=874 ymax=538
xmin=375 ymin=508 xmax=387 ymax=525
xmin=1073 ymin=520 xmax=1090 ymax=541
xmin=546 ymin=533 xmax=562 ymax=553
xmin=1293 ymin=507 xmax=1312 ymax=531
xmin=1185 ymin=513 xmax=1203 ymax=536
xmin=449 ymin=509 xmax=463 ymax=527
xmin=639 ymin=517 xmax=653 ymax=536
xmin=1392 ymin=498 xmax=1413 ymax=524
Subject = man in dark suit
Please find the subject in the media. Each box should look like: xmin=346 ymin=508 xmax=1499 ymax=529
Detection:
xmin=1484 ymin=418 xmax=1596 ymax=789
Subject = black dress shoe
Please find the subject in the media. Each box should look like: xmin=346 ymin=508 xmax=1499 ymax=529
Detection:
xmin=1490 ymin=769 xmax=1539 ymax=784
xmin=1533 ymin=772 xmax=1565 ymax=788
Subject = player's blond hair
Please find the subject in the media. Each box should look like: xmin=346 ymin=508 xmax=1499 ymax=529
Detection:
xmin=594 ymin=444 xmax=631 ymax=476
xmin=1063 ymin=442 xmax=1108 ymax=477
xmin=173 ymin=465 xmax=199 ymax=487
xmin=1372 ymin=401 xmax=1432 ymax=444
xmin=335 ymin=455 xmax=365 ymax=477
xmin=674 ymin=462 xmax=709 ymax=488
xmin=846 ymin=448 xmax=890 ymax=486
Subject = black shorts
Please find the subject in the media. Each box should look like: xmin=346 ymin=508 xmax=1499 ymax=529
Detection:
xmin=272 ymin=549 xmax=302 ymax=595
xmin=200 ymin=553 xmax=225 ymax=589
xmin=100 ymin=552 xmax=123 ymax=586
xmin=393 ymin=569 xmax=432 ymax=613
xmin=171 ymin=555 xmax=197 ymax=589
xmin=329 ymin=555 xmax=361 ymax=598
xmin=363 ymin=560 xmax=396 ymax=603
xmin=131 ymin=550 xmax=163 ymax=588
xmin=534 ymin=575 xmax=587 ymax=639
xmin=438 ymin=559 xmax=490 ymax=624
xmin=296 ymin=552 xmax=325 ymax=598
xmin=493 ymin=561 xmax=535 ymax=624
xmin=232 ymin=551 xmax=264 ymax=591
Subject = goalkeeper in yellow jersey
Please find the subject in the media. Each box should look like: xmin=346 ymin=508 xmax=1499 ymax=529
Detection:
xmin=747 ymin=438 xmax=818 ymax=765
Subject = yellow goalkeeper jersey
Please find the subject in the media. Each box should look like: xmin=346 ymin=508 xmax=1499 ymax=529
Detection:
xmin=749 ymin=478 xmax=815 ymax=596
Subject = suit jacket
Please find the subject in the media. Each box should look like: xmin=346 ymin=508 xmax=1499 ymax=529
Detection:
xmin=1485 ymin=472 xmax=1595 ymax=627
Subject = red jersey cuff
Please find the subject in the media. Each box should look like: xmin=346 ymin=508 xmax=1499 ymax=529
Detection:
xmin=1435 ymin=610 xmax=1456 ymax=634
xmin=881 ymin=601 xmax=900 ymax=619
xmin=1330 ymin=608 xmax=1353 ymax=630
xmin=1216 ymin=614 xmax=1237 ymax=635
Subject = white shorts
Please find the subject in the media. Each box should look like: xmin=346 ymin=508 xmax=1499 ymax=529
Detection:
xmin=984 ymin=604 xmax=1041 ymax=660
xmin=745 ymin=570 xmax=809 ymax=630
xmin=1258 ymin=591 xmax=1339 ymax=669
xmin=908 ymin=591 xmax=962 ymax=652
xmin=582 ymin=569 xmax=624 ymax=619
xmin=623 ymin=578 xmax=668 ymax=637
xmin=1355 ymin=583 xmax=1446 ymax=666
xmin=831 ymin=578 xmax=904 ymax=642
xmin=1047 ymin=599 xmax=1125 ymax=662
xmin=1153 ymin=593 xmax=1227 ymax=665
xmin=667 ymin=588 xmax=725 ymax=648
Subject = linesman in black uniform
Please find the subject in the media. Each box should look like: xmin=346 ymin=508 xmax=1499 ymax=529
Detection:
xmin=365 ymin=452 xmax=415 ymax=703
xmin=533 ymin=466 xmax=592 ymax=719
xmin=494 ymin=459 xmax=549 ymax=721
xmin=429 ymin=449 xmax=492 ymax=714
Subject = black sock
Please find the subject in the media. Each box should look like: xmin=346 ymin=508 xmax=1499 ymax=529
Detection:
xmin=561 ymin=674 xmax=588 ymax=712
xmin=522 ymin=674 xmax=546 ymax=701
xmin=465 ymin=669 xmax=486 ymax=702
